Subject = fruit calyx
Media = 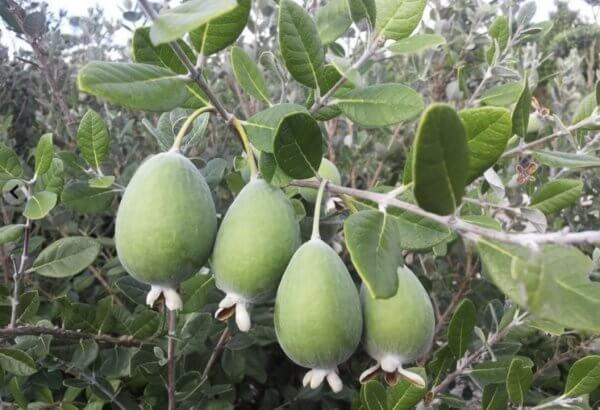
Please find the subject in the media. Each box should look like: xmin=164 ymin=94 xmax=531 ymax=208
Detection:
xmin=358 ymin=355 xmax=426 ymax=388
xmin=215 ymin=292 xmax=252 ymax=332
xmin=302 ymin=368 xmax=343 ymax=393
xmin=146 ymin=285 xmax=183 ymax=311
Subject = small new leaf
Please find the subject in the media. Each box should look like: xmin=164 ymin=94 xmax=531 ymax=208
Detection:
xmin=34 ymin=133 xmax=54 ymax=177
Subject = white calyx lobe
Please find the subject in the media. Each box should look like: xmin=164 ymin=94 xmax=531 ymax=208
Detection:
xmin=215 ymin=292 xmax=252 ymax=332
xmin=146 ymin=285 xmax=183 ymax=311
xmin=359 ymin=355 xmax=426 ymax=388
xmin=302 ymin=368 xmax=343 ymax=393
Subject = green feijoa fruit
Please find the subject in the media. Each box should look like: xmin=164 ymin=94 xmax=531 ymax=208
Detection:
xmin=212 ymin=178 xmax=300 ymax=330
xmin=298 ymin=158 xmax=342 ymax=203
xmin=115 ymin=151 xmax=217 ymax=309
xmin=360 ymin=266 xmax=434 ymax=387
xmin=275 ymin=239 xmax=362 ymax=392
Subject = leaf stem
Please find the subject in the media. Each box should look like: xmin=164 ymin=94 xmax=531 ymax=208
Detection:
xmin=171 ymin=106 xmax=214 ymax=152
xmin=311 ymin=179 xmax=329 ymax=240
xmin=231 ymin=117 xmax=258 ymax=178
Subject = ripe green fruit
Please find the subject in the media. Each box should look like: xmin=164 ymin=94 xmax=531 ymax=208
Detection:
xmin=275 ymin=239 xmax=362 ymax=392
xmin=359 ymin=266 xmax=434 ymax=387
xmin=212 ymin=178 xmax=300 ymax=331
xmin=115 ymin=151 xmax=217 ymax=310
xmin=299 ymin=158 xmax=341 ymax=203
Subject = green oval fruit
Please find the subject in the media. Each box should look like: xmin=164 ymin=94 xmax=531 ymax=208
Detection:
xmin=115 ymin=152 xmax=217 ymax=296
xmin=212 ymin=178 xmax=300 ymax=329
xmin=360 ymin=266 xmax=434 ymax=384
xmin=275 ymin=239 xmax=362 ymax=392
xmin=299 ymin=158 xmax=341 ymax=203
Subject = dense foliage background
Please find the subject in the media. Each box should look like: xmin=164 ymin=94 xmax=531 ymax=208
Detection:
xmin=1 ymin=0 xmax=600 ymax=409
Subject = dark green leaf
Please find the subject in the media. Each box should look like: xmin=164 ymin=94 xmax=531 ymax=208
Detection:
xmin=0 ymin=348 xmax=37 ymax=376
xmin=316 ymin=0 xmax=352 ymax=44
xmin=278 ymin=0 xmax=325 ymax=88
xmin=481 ymin=82 xmax=523 ymax=106
xmin=447 ymin=299 xmax=476 ymax=359
xmin=413 ymin=104 xmax=469 ymax=215
xmin=481 ymin=384 xmax=508 ymax=410
xmin=78 ymin=62 xmax=189 ymax=112
xmin=189 ymin=0 xmax=250 ymax=56
xmin=387 ymin=367 xmax=428 ymax=409
xmin=132 ymin=26 xmax=195 ymax=74
xmin=506 ymin=357 xmax=533 ymax=404
xmin=62 ymin=182 xmax=114 ymax=213
xmin=512 ymin=81 xmax=531 ymax=138
xmin=360 ymin=380 xmax=387 ymax=410
xmin=230 ymin=46 xmax=270 ymax=103
xmin=77 ymin=110 xmax=110 ymax=169
xmin=348 ymin=0 xmax=376 ymax=26
xmin=273 ymin=112 xmax=323 ymax=179
xmin=564 ymin=356 xmax=600 ymax=397
xmin=246 ymin=104 xmax=308 ymax=152
xmin=459 ymin=107 xmax=512 ymax=183
xmin=0 ymin=142 xmax=23 ymax=178
xmin=530 ymin=179 xmax=583 ymax=214
xmin=335 ymin=83 xmax=424 ymax=127
xmin=0 ymin=224 xmax=24 ymax=245
xmin=28 ymin=237 xmax=101 ymax=278
xmin=344 ymin=210 xmax=401 ymax=298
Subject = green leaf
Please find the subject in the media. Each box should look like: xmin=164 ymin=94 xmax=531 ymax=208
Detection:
xmin=462 ymin=215 xmax=502 ymax=231
xmin=0 ymin=142 xmax=23 ymax=178
xmin=530 ymin=179 xmax=583 ymax=214
xmin=149 ymin=0 xmax=238 ymax=45
xmin=189 ymin=0 xmax=250 ymax=56
xmin=572 ymin=92 xmax=600 ymax=130
xmin=387 ymin=367 xmax=428 ymax=409
xmin=41 ymin=158 xmax=64 ymax=195
xmin=335 ymin=83 xmax=424 ymax=127
xmin=447 ymin=299 xmax=476 ymax=359
xmin=512 ymin=81 xmax=531 ymax=138
xmin=388 ymin=33 xmax=446 ymax=54
xmin=564 ymin=356 xmax=600 ymax=397
xmin=34 ymin=133 xmax=54 ymax=177
xmin=316 ymin=0 xmax=352 ymax=44
xmin=344 ymin=210 xmax=401 ymax=298
xmin=78 ymin=62 xmax=189 ymax=112
xmin=278 ymin=0 xmax=325 ymax=88
xmin=88 ymin=176 xmax=115 ymax=189
xmin=259 ymin=152 xmax=293 ymax=187
xmin=0 ymin=348 xmax=37 ymax=376
xmin=273 ymin=112 xmax=323 ymax=179
xmin=77 ymin=110 xmax=110 ymax=169
xmin=506 ymin=357 xmax=533 ymax=405
xmin=132 ymin=27 xmax=195 ymax=74
xmin=459 ymin=107 xmax=512 ymax=183
xmin=23 ymin=191 xmax=57 ymax=220
xmin=481 ymin=82 xmax=523 ymax=106
xmin=230 ymin=46 xmax=270 ymax=103
xmin=360 ymin=380 xmax=387 ymax=410
xmin=413 ymin=104 xmax=469 ymax=215
xmin=28 ymin=237 xmax=101 ymax=278
xmin=180 ymin=274 xmax=218 ymax=314
xmin=62 ymin=182 xmax=114 ymax=213
xmin=115 ymin=276 xmax=150 ymax=305
xmin=16 ymin=290 xmax=39 ymax=323
xmin=471 ymin=357 xmax=533 ymax=385
xmin=375 ymin=0 xmax=427 ymax=40
xmin=489 ymin=16 xmax=509 ymax=50
xmin=477 ymin=240 xmax=600 ymax=333
xmin=201 ymin=158 xmax=228 ymax=189
xmin=481 ymin=384 xmax=509 ymax=410
xmin=246 ymin=104 xmax=308 ymax=152
xmin=0 ymin=224 xmax=24 ymax=245
xmin=348 ymin=0 xmax=376 ymax=26
xmin=532 ymin=150 xmax=600 ymax=169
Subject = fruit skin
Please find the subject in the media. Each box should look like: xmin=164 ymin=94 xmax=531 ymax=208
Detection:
xmin=299 ymin=158 xmax=341 ymax=203
xmin=115 ymin=151 xmax=217 ymax=286
xmin=275 ymin=239 xmax=362 ymax=369
xmin=212 ymin=178 xmax=300 ymax=302
xmin=361 ymin=266 xmax=435 ymax=367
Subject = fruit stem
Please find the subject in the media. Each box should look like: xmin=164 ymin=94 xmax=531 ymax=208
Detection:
xmin=311 ymin=179 xmax=329 ymax=240
xmin=231 ymin=117 xmax=258 ymax=178
xmin=167 ymin=308 xmax=177 ymax=410
xmin=171 ymin=106 xmax=214 ymax=152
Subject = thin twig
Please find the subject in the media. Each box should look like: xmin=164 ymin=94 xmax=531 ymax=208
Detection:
xmin=167 ymin=309 xmax=177 ymax=410
xmin=290 ymin=179 xmax=600 ymax=246
xmin=201 ymin=328 xmax=231 ymax=383
xmin=0 ymin=325 xmax=153 ymax=347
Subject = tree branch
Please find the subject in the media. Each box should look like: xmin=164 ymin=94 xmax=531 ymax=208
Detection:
xmin=0 ymin=325 xmax=153 ymax=347
xmin=290 ymin=179 xmax=600 ymax=246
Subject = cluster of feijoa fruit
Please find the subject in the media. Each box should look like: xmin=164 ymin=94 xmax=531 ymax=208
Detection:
xmin=114 ymin=150 xmax=435 ymax=392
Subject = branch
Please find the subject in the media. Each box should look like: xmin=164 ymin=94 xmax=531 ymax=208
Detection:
xmin=200 ymin=328 xmax=231 ymax=383
xmin=0 ymin=325 xmax=153 ymax=347
xmin=290 ymin=180 xmax=600 ymax=246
